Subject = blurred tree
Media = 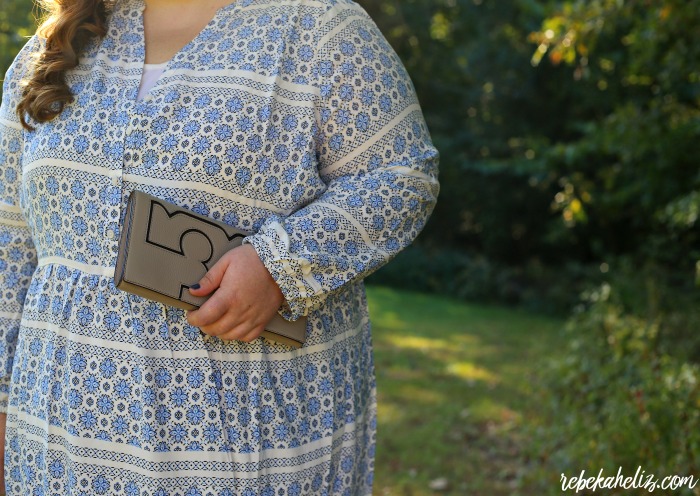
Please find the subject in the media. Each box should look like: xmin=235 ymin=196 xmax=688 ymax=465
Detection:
xmin=359 ymin=0 xmax=698 ymax=279
xmin=525 ymin=3 xmax=700 ymax=486
xmin=530 ymin=0 xmax=700 ymax=275
xmin=1 ymin=0 xmax=37 ymax=76
xmin=356 ymin=0 xmax=583 ymax=265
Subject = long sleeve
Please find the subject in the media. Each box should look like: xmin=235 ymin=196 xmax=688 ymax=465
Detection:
xmin=0 ymin=35 xmax=40 ymax=413
xmin=241 ymin=2 xmax=440 ymax=322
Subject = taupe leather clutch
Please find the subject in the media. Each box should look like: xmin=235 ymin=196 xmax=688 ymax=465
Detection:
xmin=114 ymin=189 xmax=307 ymax=348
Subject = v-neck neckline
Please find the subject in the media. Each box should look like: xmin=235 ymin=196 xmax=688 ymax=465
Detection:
xmin=130 ymin=0 xmax=240 ymax=105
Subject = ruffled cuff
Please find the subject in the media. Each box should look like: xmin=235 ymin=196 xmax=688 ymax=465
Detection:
xmin=0 ymin=389 xmax=9 ymax=415
xmin=241 ymin=225 xmax=309 ymax=322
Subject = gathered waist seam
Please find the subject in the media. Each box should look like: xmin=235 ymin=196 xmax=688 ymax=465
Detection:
xmin=37 ymin=256 xmax=115 ymax=277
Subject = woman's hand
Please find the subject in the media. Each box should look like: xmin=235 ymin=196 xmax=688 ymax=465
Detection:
xmin=185 ymin=244 xmax=284 ymax=343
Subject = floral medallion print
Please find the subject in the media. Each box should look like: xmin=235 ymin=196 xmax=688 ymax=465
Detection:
xmin=0 ymin=0 xmax=439 ymax=494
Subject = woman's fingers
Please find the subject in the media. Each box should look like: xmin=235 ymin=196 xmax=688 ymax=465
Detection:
xmin=186 ymin=289 xmax=235 ymax=328
xmin=196 ymin=308 xmax=242 ymax=337
xmin=192 ymin=288 xmax=264 ymax=336
xmin=197 ymin=302 xmax=270 ymax=343
xmin=188 ymin=251 xmax=232 ymax=298
xmin=186 ymin=244 xmax=281 ymax=343
xmin=224 ymin=323 xmax=265 ymax=343
xmin=186 ymin=250 xmax=236 ymax=327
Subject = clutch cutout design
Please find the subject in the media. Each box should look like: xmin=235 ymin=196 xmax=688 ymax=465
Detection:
xmin=114 ymin=189 xmax=307 ymax=348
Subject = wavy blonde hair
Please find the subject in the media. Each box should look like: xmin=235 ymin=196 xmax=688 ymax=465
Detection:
xmin=16 ymin=0 xmax=113 ymax=131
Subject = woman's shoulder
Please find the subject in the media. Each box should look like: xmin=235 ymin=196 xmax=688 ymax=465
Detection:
xmin=1 ymin=34 xmax=43 ymax=116
xmin=209 ymin=0 xmax=375 ymax=52
xmin=247 ymin=0 xmax=360 ymax=10
xmin=3 ymin=35 xmax=42 ymax=84
xmin=232 ymin=0 xmax=369 ymax=24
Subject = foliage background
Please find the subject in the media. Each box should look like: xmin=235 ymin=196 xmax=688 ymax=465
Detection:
xmin=2 ymin=0 xmax=699 ymax=493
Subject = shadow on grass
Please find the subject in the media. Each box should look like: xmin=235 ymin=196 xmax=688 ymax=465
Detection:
xmin=365 ymin=284 xmax=567 ymax=496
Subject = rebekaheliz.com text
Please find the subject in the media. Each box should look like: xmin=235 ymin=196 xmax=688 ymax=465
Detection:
xmin=560 ymin=466 xmax=698 ymax=493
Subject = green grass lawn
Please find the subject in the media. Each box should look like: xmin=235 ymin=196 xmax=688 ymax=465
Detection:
xmin=365 ymin=284 xmax=567 ymax=496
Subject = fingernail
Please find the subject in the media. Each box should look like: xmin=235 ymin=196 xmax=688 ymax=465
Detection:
xmin=190 ymin=283 xmax=200 ymax=290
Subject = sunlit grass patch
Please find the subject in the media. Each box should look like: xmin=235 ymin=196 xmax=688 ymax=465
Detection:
xmin=366 ymin=284 xmax=565 ymax=496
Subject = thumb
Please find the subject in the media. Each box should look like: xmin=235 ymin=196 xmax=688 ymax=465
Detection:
xmin=189 ymin=256 xmax=230 ymax=296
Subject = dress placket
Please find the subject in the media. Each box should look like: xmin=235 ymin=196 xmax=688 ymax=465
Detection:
xmin=113 ymin=0 xmax=242 ymax=270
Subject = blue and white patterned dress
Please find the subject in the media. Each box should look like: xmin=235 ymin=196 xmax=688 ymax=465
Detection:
xmin=0 ymin=0 xmax=440 ymax=494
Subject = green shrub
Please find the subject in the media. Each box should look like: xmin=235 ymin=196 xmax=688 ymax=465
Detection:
xmin=367 ymin=244 xmax=606 ymax=316
xmin=522 ymin=274 xmax=700 ymax=495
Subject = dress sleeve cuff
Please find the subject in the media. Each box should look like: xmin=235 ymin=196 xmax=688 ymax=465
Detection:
xmin=0 ymin=391 xmax=9 ymax=415
xmin=241 ymin=232 xmax=308 ymax=322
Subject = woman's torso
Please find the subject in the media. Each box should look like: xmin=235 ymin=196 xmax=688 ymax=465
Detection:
xmin=10 ymin=0 xmax=374 ymax=447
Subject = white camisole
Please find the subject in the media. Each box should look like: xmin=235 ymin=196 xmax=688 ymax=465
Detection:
xmin=136 ymin=61 xmax=169 ymax=101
